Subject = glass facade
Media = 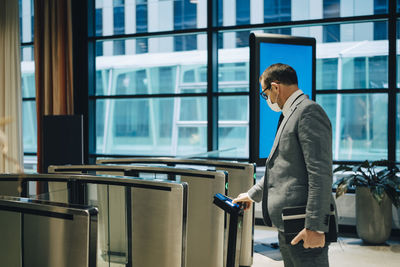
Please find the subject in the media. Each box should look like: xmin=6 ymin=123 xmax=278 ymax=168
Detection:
xmin=218 ymin=96 xmax=249 ymax=158
xmin=19 ymin=0 xmax=34 ymax=43
xmin=22 ymin=101 xmax=37 ymax=153
xmin=17 ymin=0 xmax=399 ymax=162
xmin=89 ymin=0 xmax=398 ymax=160
xmin=397 ymin=94 xmax=400 ymax=161
xmin=218 ymin=0 xmax=389 ymax=27
xmin=317 ymin=94 xmax=388 ymax=161
xmin=19 ymin=0 xmax=36 ymax=170
xmin=94 ymin=33 xmax=208 ymax=156
xmin=95 ymin=0 xmax=204 ymax=36
xmin=95 ymin=34 xmax=207 ymax=96
xmin=95 ymin=97 xmax=207 ymax=156
xmin=21 ymin=56 xmax=36 ymax=155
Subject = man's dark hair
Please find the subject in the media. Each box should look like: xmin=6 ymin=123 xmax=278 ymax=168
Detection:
xmin=259 ymin=63 xmax=298 ymax=89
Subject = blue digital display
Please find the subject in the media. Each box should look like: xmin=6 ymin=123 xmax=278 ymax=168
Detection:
xmin=259 ymin=42 xmax=313 ymax=159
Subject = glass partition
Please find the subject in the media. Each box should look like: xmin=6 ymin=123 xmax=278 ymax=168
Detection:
xmin=218 ymin=95 xmax=249 ymax=158
xmin=317 ymin=93 xmax=388 ymax=161
xmin=95 ymin=0 xmax=205 ymax=36
xmin=397 ymin=94 xmax=400 ymax=161
xmin=95 ymin=34 xmax=207 ymax=96
xmin=218 ymin=0 xmax=389 ymax=27
xmin=22 ymin=101 xmax=37 ymax=153
xmin=89 ymin=0 xmax=399 ymax=162
xmin=95 ymin=97 xmax=207 ymax=156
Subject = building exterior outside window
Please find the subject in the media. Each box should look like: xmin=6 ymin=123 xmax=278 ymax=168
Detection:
xmin=19 ymin=0 xmax=400 ymax=166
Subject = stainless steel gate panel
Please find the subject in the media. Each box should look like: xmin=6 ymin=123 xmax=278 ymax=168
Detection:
xmin=48 ymin=181 xmax=69 ymax=202
xmin=47 ymin=168 xmax=84 ymax=203
xmin=96 ymin=158 xmax=256 ymax=266
xmin=0 ymin=210 xmax=21 ymax=267
xmin=93 ymin=170 xmax=128 ymax=265
xmin=76 ymin=175 xmax=188 ymax=267
xmin=96 ymin=184 xmax=128 ymax=264
xmin=0 ymin=195 xmax=98 ymax=267
xmin=48 ymin=166 xmax=129 ymax=264
xmin=131 ymin=182 xmax=187 ymax=267
xmin=215 ymin=165 xmax=255 ymax=267
xmin=0 ymin=181 xmax=20 ymax=196
xmin=180 ymin=173 xmax=225 ymax=267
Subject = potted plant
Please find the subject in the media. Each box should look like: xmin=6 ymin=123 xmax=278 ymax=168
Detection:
xmin=333 ymin=160 xmax=400 ymax=244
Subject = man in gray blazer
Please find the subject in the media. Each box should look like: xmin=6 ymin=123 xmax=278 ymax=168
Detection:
xmin=233 ymin=63 xmax=334 ymax=267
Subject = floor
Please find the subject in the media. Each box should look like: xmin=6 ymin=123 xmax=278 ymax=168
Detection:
xmin=96 ymin=225 xmax=400 ymax=267
xmin=253 ymin=225 xmax=400 ymax=267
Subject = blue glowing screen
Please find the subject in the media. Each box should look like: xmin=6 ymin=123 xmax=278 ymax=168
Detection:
xmin=259 ymin=42 xmax=313 ymax=159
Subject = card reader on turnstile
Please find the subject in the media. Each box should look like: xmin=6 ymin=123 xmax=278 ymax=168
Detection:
xmin=213 ymin=193 xmax=244 ymax=267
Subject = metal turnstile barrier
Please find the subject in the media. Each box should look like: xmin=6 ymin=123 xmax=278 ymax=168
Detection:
xmin=0 ymin=173 xmax=187 ymax=267
xmin=0 ymin=195 xmax=98 ymax=267
xmin=48 ymin=164 xmax=226 ymax=267
xmin=213 ymin=193 xmax=244 ymax=267
xmin=96 ymin=157 xmax=255 ymax=267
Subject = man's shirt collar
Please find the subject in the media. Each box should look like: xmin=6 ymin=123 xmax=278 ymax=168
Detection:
xmin=282 ymin=89 xmax=303 ymax=117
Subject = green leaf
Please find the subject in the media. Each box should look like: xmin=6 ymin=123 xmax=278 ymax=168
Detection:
xmin=333 ymin=165 xmax=352 ymax=173
xmin=360 ymin=160 xmax=370 ymax=168
xmin=372 ymin=160 xmax=389 ymax=167
xmin=384 ymin=186 xmax=399 ymax=208
xmin=354 ymin=175 xmax=368 ymax=186
xmin=376 ymin=171 xmax=390 ymax=182
xmin=352 ymin=164 xmax=363 ymax=173
xmin=333 ymin=162 xmax=400 ymax=206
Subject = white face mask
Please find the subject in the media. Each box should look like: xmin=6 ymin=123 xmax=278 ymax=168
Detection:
xmin=266 ymin=89 xmax=281 ymax=112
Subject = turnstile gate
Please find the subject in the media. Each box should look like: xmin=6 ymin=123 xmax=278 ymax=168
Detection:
xmin=97 ymin=157 xmax=255 ymax=267
xmin=0 ymin=195 xmax=98 ymax=267
xmin=213 ymin=193 xmax=244 ymax=267
xmin=0 ymin=173 xmax=188 ymax=267
xmin=48 ymin=165 xmax=226 ymax=267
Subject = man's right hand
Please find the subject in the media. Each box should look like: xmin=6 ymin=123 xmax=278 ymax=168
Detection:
xmin=232 ymin=193 xmax=254 ymax=210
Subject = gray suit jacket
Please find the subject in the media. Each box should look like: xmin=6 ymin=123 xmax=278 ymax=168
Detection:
xmin=249 ymin=94 xmax=334 ymax=232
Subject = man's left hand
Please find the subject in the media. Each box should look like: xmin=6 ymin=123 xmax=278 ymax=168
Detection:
xmin=290 ymin=228 xmax=325 ymax=248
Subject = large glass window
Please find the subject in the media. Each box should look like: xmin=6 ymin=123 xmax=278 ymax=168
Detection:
xmin=264 ymin=0 xmax=291 ymax=23
xmin=20 ymin=0 xmax=36 ymax=170
xmin=218 ymin=0 xmax=389 ymax=27
xmin=323 ymin=0 xmax=340 ymax=42
xmin=219 ymin=22 xmax=389 ymax=92
xmin=95 ymin=8 xmax=103 ymax=56
xmin=95 ymin=0 xmax=203 ymax=36
xmin=218 ymin=96 xmax=249 ymax=158
xmin=19 ymin=0 xmax=34 ymax=43
xmin=317 ymin=94 xmax=388 ymax=161
xmin=94 ymin=34 xmax=207 ymax=156
xmin=95 ymin=34 xmax=207 ymax=96
xmin=113 ymin=0 xmax=125 ymax=35
xmin=397 ymin=94 xmax=400 ymax=161
xmin=317 ymin=38 xmax=389 ymax=90
xmin=91 ymin=0 xmax=399 ymax=163
xmin=95 ymin=97 xmax=207 ymax=156
xmin=21 ymin=51 xmax=37 ymax=155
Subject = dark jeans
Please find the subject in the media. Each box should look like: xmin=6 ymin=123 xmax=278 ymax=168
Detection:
xmin=278 ymin=231 xmax=330 ymax=267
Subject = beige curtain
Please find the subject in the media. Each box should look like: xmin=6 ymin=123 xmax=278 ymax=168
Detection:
xmin=0 ymin=0 xmax=23 ymax=175
xmin=34 ymin=0 xmax=74 ymax=174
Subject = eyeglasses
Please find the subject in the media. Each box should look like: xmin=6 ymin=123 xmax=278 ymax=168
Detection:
xmin=260 ymin=88 xmax=269 ymax=101
xmin=259 ymin=81 xmax=279 ymax=101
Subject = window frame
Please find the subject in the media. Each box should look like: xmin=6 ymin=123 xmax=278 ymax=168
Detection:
xmin=86 ymin=0 xmax=399 ymax=164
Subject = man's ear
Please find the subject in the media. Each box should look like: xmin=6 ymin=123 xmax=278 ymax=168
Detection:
xmin=270 ymin=82 xmax=279 ymax=93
